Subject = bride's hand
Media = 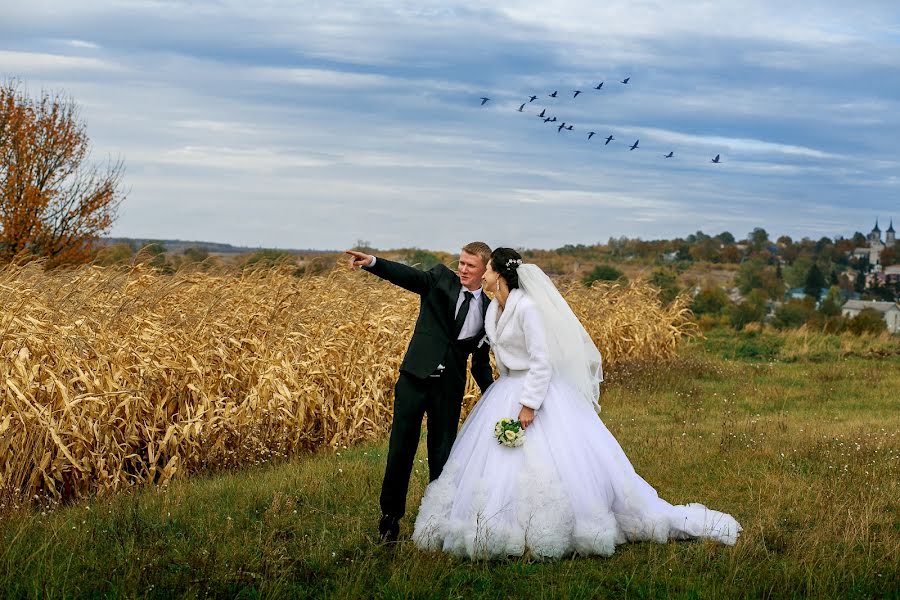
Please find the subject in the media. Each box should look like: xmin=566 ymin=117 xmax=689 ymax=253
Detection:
xmin=518 ymin=405 xmax=535 ymax=428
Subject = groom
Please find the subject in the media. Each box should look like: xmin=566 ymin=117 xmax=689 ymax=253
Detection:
xmin=347 ymin=242 xmax=494 ymax=543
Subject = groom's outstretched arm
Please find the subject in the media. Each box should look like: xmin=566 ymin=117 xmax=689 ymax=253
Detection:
xmin=471 ymin=341 xmax=494 ymax=394
xmin=346 ymin=250 xmax=437 ymax=296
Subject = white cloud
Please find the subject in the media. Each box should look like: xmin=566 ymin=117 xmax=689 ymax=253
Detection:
xmin=64 ymin=40 xmax=100 ymax=50
xmin=156 ymin=146 xmax=336 ymax=171
xmin=0 ymin=50 xmax=124 ymax=73
xmin=250 ymin=67 xmax=394 ymax=89
xmin=625 ymin=126 xmax=843 ymax=159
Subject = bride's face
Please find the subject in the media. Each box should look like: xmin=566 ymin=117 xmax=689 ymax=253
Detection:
xmin=482 ymin=261 xmax=500 ymax=292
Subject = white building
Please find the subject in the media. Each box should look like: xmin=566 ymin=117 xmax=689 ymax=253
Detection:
xmin=883 ymin=264 xmax=900 ymax=283
xmin=854 ymin=219 xmax=896 ymax=267
xmin=841 ymin=300 xmax=900 ymax=333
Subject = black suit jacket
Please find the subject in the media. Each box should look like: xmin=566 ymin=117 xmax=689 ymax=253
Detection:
xmin=365 ymin=257 xmax=493 ymax=393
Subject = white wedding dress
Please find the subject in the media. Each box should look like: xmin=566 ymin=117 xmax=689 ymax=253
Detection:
xmin=412 ymin=281 xmax=741 ymax=560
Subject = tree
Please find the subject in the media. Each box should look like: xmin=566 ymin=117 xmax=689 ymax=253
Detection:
xmin=689 ymin=236 xmax=719 ymax=262
xmin=818 ymin=286 xmax=844 ymax=317
xmin=736 ymin=258 xmax=766 ymax=294
xmin=783 ymin=257 xmax=812 ymax=289
xmin=405 ymin=248 xmax=441 ymax=270
xmin=815 ymin=236 xmax=834 ymax=254
xmin=804 ymin=263 xmax=827 ymax=299
xmin=0 ymin=81 xmax=125 ymax=266
xmin=854 ymin=271 xmax=866 ymax=294
xmin=748 ymin=227 xmax=770 ymax=252
xmin=735 ymin=258 xmax=783 ymax=298
xmin=353 ymin=239 xmax=375 ymax=253
xmin=720 ymin=244 xmax=742 ymax=264
xmin=715 ymin=231 xmax=735 ymax=245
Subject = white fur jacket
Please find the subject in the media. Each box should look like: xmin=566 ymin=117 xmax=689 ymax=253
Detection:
xmin=483 ymin=288 xmax=552 ymax=411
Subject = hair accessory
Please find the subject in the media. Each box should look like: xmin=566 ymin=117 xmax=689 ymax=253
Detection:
xmin=505 ymin=258 xmax=523 ymax=269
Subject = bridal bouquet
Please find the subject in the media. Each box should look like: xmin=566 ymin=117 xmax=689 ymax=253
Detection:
xmin=494 ymin=418 xmax=525 ymax=448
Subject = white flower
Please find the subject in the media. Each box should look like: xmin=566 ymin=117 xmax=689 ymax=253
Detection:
xmin=494 ymin=417 xmax=524 ymax=448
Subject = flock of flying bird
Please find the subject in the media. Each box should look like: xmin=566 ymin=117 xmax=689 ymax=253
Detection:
xmin=478 ymin=77 xmax=723 ymax=164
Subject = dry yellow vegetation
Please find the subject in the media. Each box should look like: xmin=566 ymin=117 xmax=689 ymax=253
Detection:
xmin=0 ymin=262 xmax=694 ymax=502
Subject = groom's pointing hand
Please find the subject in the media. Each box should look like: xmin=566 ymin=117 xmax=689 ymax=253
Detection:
xmin=346 ymin=250 xmax=375 ymax=270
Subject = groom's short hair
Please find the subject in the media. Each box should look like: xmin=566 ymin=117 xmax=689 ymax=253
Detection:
xmin=461 ymin=242 xmax=491 ymax=266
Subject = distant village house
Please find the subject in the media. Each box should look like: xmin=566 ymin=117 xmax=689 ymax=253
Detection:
xmin=841 ymin=300 xmax=900 ymax=334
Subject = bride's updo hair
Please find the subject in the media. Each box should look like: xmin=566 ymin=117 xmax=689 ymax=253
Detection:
xmin=491 ymin=248 xmax=523 ymax=289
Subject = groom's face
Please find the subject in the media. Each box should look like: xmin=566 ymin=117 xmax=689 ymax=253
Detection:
xmin=457 ymin=251 xmax=487 ymax=290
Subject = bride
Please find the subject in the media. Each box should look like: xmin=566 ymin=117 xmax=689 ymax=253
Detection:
xmin=412 ymin=248 xmax=741 ymax=559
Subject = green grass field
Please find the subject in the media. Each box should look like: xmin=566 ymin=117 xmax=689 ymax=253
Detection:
xmin=1 ymin=329 xmax=898 ymax=599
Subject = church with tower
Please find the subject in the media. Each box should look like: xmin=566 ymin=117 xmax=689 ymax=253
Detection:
xmin=854 ymin=218 xmax=896 ymax=268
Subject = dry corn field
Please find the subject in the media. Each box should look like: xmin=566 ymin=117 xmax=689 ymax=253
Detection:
xmin=0 ymin=262 xmax=695 ymax=503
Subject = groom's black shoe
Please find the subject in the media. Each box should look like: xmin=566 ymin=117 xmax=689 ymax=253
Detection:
xmin=378 ymin=514 xmax=400 ymax=544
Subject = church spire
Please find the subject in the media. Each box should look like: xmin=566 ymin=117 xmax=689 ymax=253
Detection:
xmin=888 ymin=219 xmax=895 ymax=233
xmin=873 ymin=218 xmax=881 ymax=233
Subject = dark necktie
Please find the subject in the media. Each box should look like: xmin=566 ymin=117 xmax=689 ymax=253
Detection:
xmin=453 ymin=291 xmax=474 ymax=338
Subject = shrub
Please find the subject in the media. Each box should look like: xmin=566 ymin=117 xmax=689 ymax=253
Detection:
xmin=648 ymin=268 xmax=680 ymax=304
xmin=242 ymin=249 xmax=296 ymax=269
xmin=733 ymin=331 xmax=784 ymax=360
xmin=772 ymin=300 xmax=815 ymax=330
xmin=691 ymin=286 xmax=730 ymax=315
xmin=583 ymin=264 xmax=627 ymax=287
xmin=847 ymin=308 xmax=887 ymax=335
xmin=728 ymin=291 xmax=767 ymax=330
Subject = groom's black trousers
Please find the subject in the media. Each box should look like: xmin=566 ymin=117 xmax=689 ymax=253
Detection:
xmin=380 ymin=370 xmax=466 ymax=520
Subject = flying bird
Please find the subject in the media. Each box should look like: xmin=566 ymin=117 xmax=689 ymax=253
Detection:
xmin=629 ymin=139 xmax=639 ymax=150
xmin=480 ymin=97 xmax=490 ymax=105
xmin=573 ymin=90 xmax=582 ymax=98
xmin=588 ymin=131 xmax=596 ymax=140
xmin=529 ymin=95 xmax=538 ymax=102
xmin=664 ymin=151 xmax=674 ymax=158
xmin=544 ymin=116 xmax=557 ymax=123
xmin=604 ymin=135 xmax=614 ymax=145
xmin=566 ymin=124 xmax=573 ymax=131
xmin=558 ymin=122 xmax=567 ymax=132
xmin=549 ymin=90 xmax=558 ymax=98
xmin=594 ymin=82 xmax=604 ymax=90
xmin=537 ymin=108 xmax=546 ymax=118
xmin=621 ymin=77 xmax=630 ymax=84
xmin=711 ymin=154 xmax=721 ymax=163
xmin=517 ymin=103 xmax=525 ymax=112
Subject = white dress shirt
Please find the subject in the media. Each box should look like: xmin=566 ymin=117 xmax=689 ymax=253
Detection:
xmin=455 ymin=287 xmax=484 ymax=340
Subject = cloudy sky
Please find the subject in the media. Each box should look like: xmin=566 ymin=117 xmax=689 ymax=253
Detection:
xmin=2 ymin=1 xmax=899 ymax=251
